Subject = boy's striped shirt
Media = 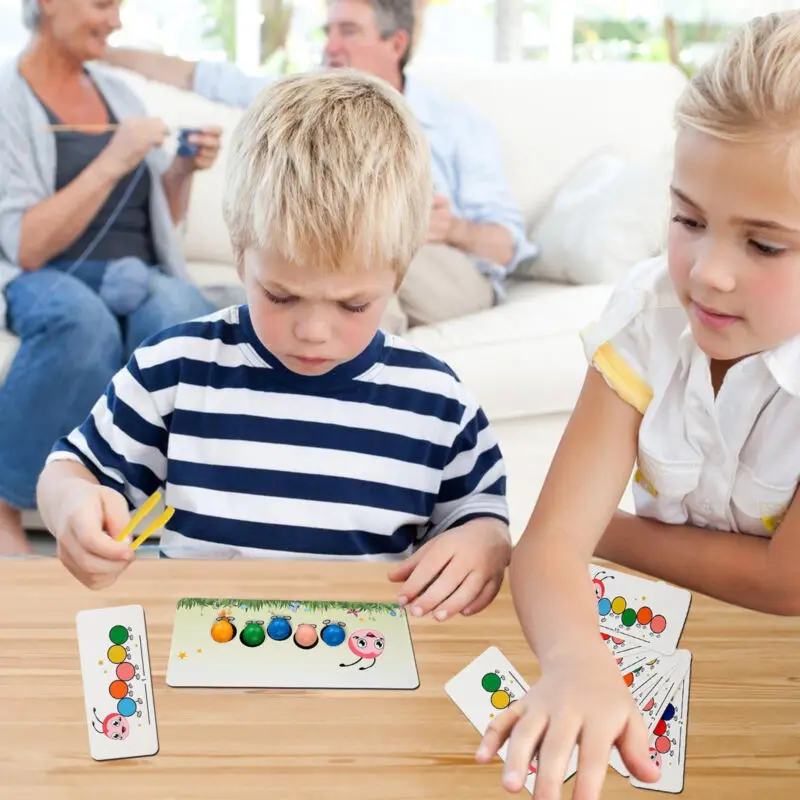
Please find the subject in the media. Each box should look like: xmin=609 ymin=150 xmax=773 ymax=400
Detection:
xmin=48 ymin=306 xmax=508 ymax=560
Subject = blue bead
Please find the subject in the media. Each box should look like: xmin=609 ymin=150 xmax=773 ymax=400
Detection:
xmin=321 ymin=623 xmax=346 ymax=647
xmin=267 ymin=617 xmax=292 ymax=641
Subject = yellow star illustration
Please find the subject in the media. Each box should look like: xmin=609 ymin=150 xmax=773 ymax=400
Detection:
xmin=98 ymin=659 xmax=103 ymax=665
xmin=178 ymin=652 xmax=187 ymax=660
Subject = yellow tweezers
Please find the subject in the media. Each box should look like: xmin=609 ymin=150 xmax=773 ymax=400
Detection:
xmin=114 ymin=491 xmax=176 ymax=551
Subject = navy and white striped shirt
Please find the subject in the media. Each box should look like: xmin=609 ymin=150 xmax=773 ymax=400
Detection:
xmin=48 ymin=306 xmax=509 ymax=561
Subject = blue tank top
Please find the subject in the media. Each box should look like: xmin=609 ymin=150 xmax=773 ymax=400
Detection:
xmin=37 ymin=80 xmax=157 ymax=265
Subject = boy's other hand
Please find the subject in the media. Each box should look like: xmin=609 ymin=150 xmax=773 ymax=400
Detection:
xmin=387 ymin=518 xmax=511 ymax=620
xmin=55 ymin=484 xmax=135 ymax=590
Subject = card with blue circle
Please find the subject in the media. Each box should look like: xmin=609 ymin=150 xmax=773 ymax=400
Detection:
xmin=165 ymin=598 xmax=419 ymax=690
xmin=75 ymin=604 xmax=159 ymax=761
xmin=591 ymin=564 xmax=692 ymax=655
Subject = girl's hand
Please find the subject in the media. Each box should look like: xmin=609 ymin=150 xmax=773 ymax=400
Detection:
xmin=476 ymin=641 xmax=660 ymax=800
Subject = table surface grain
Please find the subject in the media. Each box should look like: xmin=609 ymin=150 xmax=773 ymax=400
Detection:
xmin=0 ymin=557 xmax=798 ymax=800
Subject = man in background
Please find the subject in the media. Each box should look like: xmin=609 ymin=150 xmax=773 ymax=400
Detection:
xmin=105 ymin=0 xmax=538 ymax=333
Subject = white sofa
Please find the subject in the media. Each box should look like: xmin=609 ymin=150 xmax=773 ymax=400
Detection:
xmin=13 ymin=60 xmax=688 ymax=537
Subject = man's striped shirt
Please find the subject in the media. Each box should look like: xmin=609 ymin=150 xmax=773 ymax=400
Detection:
xmin=48 ymin=306 xmax=508 ymax=560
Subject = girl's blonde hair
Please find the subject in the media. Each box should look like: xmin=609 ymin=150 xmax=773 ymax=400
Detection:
xmin=222 ymin=68 xmax=432 ymax=279
xmin=675 ymin=10 xmax=800 ymax=150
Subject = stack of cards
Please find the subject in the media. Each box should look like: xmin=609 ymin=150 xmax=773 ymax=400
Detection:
xmin=445 ymin=565 xmax=692 ymax=794
xmin=592 ymin=564 xmax=692 ymax=792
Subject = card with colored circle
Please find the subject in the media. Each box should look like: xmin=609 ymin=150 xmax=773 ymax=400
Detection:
xmin=640 ymin=651 xmax=692 ymax=734
xmin=75 ymin=604 xmax=158 ymax=761
xmin=165 ymin=598 xmax=419 ymax=690
xmin=445 ymin=647 xmax=579 ymax=792
xmin=629 ymin=660 xmax=691 ymax=793
xmin=591 ymin=565 xmax=692 ymax=655
xmin=632 ymin=651 xmax=686 ymax=711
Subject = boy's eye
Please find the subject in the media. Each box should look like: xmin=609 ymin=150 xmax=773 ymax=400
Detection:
xmin=340 ymin=302 xmax=370 ymax=314
xmin=263 ymin=289 xmax=295 ymax=305
xmin=750 ymin=240 xmax=786 ymax=257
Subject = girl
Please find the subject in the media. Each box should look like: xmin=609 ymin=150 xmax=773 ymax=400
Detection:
xmin=476 ymin=10 xmax=800 ymax=800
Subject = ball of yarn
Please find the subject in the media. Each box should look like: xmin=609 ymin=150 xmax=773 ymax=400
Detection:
xmin=99 ymin=257 xmax=152 ymax=316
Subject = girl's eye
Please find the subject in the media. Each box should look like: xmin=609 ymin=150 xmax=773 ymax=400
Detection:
xmin=263 ymin=290 xmax=295 ymax=305
xmin=750 ymin=240 xmax=786 ymax=257
xmin=671 ymin=214 xmax=702 ymax=230
xmin=340 ymin=302 xmax=370 ymax=314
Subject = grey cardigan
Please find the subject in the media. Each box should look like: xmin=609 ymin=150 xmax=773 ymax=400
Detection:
xmin=0 ymin=55 xmax=189 ymax=330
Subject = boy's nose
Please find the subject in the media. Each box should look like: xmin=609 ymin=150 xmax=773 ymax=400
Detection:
xmin=294 ymin=315 xmax=331 ymax=344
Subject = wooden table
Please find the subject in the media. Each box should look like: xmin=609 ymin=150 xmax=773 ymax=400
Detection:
xmin=1 ymin=557 xmax=799 ymax=800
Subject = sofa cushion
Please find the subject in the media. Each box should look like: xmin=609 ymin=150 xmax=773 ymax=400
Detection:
xmin=403 ymin=279 xmax=614 ymax=422
xmin=520 ymin=148 xmax=673 ymax=285
xmin=408 ymin=61 xmax=687 ymax=224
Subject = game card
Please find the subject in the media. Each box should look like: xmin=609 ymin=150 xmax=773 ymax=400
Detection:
xmin=633 ymin=650 xmax=686 ymax=710
xmin=608 ymin=748 xmax=630 ymax=778
xmin=445 ymin=647 xmax=578 ymax=793
xmin=590 ymin=565 xmax=691 ymax=655
xmin=630 ymin=661 xmax=691 ymax=793
xmin=641 ymin=651 xmax=692 ymax=733
xmin=75 ymin=605 xmax=158 ymax=761
xmin=166 ymin=598 xmax=419 ymax=690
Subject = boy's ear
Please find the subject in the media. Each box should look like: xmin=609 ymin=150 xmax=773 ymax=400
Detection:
xmin=234 ymin=247 xmax=245 ymax=280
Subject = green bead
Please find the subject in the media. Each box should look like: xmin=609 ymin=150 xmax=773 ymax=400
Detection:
xmin=240 ymin=622 xmax=266 ymax=648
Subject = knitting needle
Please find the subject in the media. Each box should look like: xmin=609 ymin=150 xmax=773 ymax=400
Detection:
xmin=115 ymin=491 xmax=162 ymax=543
xmin=42 ymin=123 xmax=181 ymax=134
xmin=129 ymin=506 xmax=175 ymax=551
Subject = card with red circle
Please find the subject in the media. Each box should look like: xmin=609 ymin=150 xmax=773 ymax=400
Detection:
xmin=591 ymin=565 xmax=692 ymax=655
xmin=629 ymin=660 xmax=691 ymax=793
xmin=75 ymin=604 xmax=159 ymax=761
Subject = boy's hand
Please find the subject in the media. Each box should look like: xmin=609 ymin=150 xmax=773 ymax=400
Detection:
xmin=477 ymin=642 xmax=660 ymax=799
xmin=55 ymin=483 xmax=135 ymax=590
xmin=387 ymin=518 xmax=511 ymax=620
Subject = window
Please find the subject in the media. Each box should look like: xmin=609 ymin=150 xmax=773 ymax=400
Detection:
xmin=0 ymin=0 xmax=28 ymax=60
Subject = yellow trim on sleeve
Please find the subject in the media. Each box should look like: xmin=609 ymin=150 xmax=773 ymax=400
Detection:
xmin=634 ymin=468 xmax=658 ymax=497
xmin=592 ymin=341 xmax=653 ymax=415
xmin=762 ymin=510 xmax=786 ymax=533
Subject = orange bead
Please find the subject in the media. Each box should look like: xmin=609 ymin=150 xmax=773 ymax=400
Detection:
xmin=211 ymin=619 xmax=234 ymax=643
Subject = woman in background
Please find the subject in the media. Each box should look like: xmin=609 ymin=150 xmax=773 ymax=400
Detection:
xmin=0 ymin=0 xmax=221 ymax=553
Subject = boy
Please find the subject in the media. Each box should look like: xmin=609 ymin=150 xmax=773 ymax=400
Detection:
xmin=36 ymin=69 xmax=512 ymax=623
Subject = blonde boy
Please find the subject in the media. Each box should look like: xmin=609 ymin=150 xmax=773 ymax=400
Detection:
xmin=36 ymin=70 xmax=512 ymax=621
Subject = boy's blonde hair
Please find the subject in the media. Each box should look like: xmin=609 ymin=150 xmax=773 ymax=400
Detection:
xmin=675 ymin=10 xmax=800 ymax=155
xmin=222 ymin=68 xmax=432 ymax=279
